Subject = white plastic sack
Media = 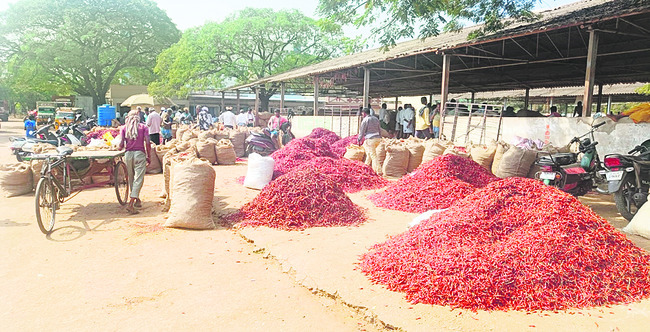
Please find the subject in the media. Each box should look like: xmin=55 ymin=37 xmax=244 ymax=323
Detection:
xmin=408 ymin=209 xmax=448 ymax=228
xmin=622 ymin=203 xmax=650 ymax=239
xmin=88 ymin=138 xmax=109 ymax=148
xmin=244 ymin=153 xmax=275 ymax=190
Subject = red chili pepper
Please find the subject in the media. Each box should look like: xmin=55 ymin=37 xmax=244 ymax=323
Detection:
xmin=360 ymin=177 xmax=650 ymax=311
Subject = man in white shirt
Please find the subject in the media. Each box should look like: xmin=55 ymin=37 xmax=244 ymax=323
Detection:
xmin=145 ymin=108 xmax=162 ymax=144
xmin=219 ymin=107 xmax=237 ymax=129
xmin=236 ymin=109 xmax=247 ymax=127
xmin=401 ymin=104 xmax=415 ymax=138
xmin=246 ymin=108 xmax=255 ymax=127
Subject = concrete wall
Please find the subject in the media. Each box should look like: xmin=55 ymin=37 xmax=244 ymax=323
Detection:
xmin=499 ymin=117 xmax=649 ymax=156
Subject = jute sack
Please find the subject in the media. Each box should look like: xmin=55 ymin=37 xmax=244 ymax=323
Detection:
xmin=176 ymin=126 xmax=188 ymax=141
xmin=491 ymin=141 xmax=511 ymax=175
xmin=382 ymin=145 xmax=410 ymax=178
xmin=181 ymin=129 xmax=197 ymax=141
xmin=197 ymin=131 xmax=212 ymax=141
xmin=146 ymin=143 xmax=162 ymax=174
xmin=30 ymin=160 xmax=45 ymax=191
xmin=164 ymin=158 xmax=216 ymax=230
xmin=155 ymin=145 xmax=175 ymax=163
xmin=623 ymin=203 xmax=650 ymax=239
xmin=196 ymin=138 xmax=218 ymax=164
xmin=406 ymin=143 xmax=425 ymax=173
xmin=175 ymin=140 xmax=193 ymax=153
xmin=0 ymin=163 xmax=33 ymax=197
xmin=343 ymin=144 xmax=365 ymax=161
xmin=495 ymin=146 xmax=538 ymax=178
xmin=229 ymin=130 xmax=247 ymax=157
xmin=443 ymin=146 xmax=470 ymax=158
xmin=212 ymin=130 xmax=229 ymax=141
xmin=215 ymin=139 xmax=237 ymax=165
xmin=421 ymin=140 xmax=446 ymax=164
xmin=375 ymin=142 xmax=387 ymax=176
xmin=470 ymin=144 xmax=497 ymax=170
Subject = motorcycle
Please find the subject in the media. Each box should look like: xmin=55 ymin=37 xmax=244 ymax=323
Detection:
xmin=602 ymin=139 xmax=650 ymax=221
xmin=534 ymin=121 xmax=607 ymax=196
xmin=10 ymin=122 xmax=62 ymax=162
xmin=56 ymin=115 xmax=94 ymax=146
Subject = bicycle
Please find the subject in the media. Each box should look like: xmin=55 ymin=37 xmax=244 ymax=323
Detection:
xmin=31 ymin=147 xmax=129 ymax=234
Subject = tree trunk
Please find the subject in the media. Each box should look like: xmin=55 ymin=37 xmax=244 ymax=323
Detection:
xmin=259 ymin=94 xmax=271 ymax=113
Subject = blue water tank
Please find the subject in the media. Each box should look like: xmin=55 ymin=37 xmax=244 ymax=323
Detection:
xmin=97 ymin=104 xmax=116 ymax=126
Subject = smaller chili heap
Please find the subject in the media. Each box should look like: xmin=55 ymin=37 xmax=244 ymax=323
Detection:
xmin=238 ymin=166 xmax=366 ymax=230
xmin=294 ymin=157 xmax=388 ymax=193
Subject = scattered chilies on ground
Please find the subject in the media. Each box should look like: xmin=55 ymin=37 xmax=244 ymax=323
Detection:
xmin=361 ymin=178 xmax=650 ymax=311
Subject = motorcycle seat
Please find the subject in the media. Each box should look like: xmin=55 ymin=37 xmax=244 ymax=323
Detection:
xmin=56 ymin=146 xmax=74 ymax=156
xmin=537 ymin=153 xmax=576 ymax=166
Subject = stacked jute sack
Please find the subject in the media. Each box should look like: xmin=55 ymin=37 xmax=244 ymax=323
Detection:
xmin=344 ymin=137 xmax=461 ymax=178
xmin=490 ymin=140 xmax=572 ymax=179
xmin=161 ymin=156 xmax=216 ymax=230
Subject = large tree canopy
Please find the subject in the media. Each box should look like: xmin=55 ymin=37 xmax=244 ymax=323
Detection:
xmin=318 ymin=0 xmax=538 ymax=46
xmin=149 ymin=8 xmax=362 ymax=111
xmin=0 ymin=0 xmax=180 ymax=108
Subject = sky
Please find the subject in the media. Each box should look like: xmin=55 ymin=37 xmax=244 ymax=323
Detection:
xmin=0 ymin=0 xmax=579 ymax=38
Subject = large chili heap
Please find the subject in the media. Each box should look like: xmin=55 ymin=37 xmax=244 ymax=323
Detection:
xmin=361 ymin=177 xmax=650 ymax=311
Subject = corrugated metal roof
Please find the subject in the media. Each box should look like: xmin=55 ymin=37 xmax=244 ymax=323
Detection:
xmin=225 ymin=0 xmax=649 ymax=91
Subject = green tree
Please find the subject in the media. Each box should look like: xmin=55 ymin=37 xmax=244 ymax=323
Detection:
xmin=637 ymin=84 xmax=650 ymax=95
xmin=149 ymin=8 xmax=363 ymax=112
xmin=318 ymin=0 xmax=538 ymax=47
xmin=0 ymin=0 xmax=180 ymax=108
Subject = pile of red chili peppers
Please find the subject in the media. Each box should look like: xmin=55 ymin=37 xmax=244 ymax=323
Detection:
xmin=238 ymin=167 xmax=366 ymax=230
xmin=271 ymin=137 xmax=337 ymax=177
xmin=361 ymin=177 xmax=650 ymax=311
xmin=296 ymin=157 xmax=388 ymax=193
xmin=330 ymin=136 xmax=359 ymax=158
xmin=305 ymin=128 xmax=341 ymax=145
xmin=368 ymin=154 xmax=498 ymax=213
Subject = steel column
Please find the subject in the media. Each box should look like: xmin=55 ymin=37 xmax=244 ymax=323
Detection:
xmin=221 ymin=91 xmax=225 ymax=113
xmin=254 ymin=86 xmax=260 ymax=126
xmin=596 ymin=83 xmax=603 ymax=114
xmin=236 ymin=90 xmax=240 ymax=111
xmin=362 ymin=67 xmax=370 ymax=108
xmin=440 ymin=54 xmax=451 ymax=113
xmin=582 ymin=30 xmax=599 ymax=117
xmin=607 ymin=95 xmax=612 ymax=115
xmin=280 ymin=82 xmax=285 ymax=111
xmin=524 ymin=88 xmax=530 ymax=110
xmin=313 ymin=76 xmax=319 ymax=116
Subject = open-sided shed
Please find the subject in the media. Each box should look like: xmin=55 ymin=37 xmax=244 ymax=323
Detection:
xmin=224 ymin=0 xmax=650 ymax=116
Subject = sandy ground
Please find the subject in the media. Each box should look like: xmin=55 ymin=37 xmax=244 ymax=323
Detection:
xmin=1 ymin=118 xmax=649 ymax=331
xmin=0 ymin=119 xmax=379 ymax=332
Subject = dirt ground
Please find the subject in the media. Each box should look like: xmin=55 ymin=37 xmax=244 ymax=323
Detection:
xmin=1 ymin=118 xmax=649 ymax=331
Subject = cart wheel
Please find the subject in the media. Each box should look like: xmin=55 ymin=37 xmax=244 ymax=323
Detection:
xmin=114 ymin=161 xmax=129 ymax=206
xmin=35 ymin=178 xmax=57 ymax=235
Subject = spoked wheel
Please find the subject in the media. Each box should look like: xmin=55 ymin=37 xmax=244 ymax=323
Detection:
xmin=114 ymin=161 xmax=129 ymax=206
xmin=35 ymin=178 xmax=57 ymax=234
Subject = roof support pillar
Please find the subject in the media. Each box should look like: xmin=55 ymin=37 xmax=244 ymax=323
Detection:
xmin=221 ymin=91 xmax=225 ymax=113
xmin=582 ymin=30 xmax=599 ymax=117
xmin=254 ymin=86 xmax=260 ymax=126
xmin=596 ymin=83 xmax=603 ymax=114
xmin=394 ymin=96 xmax=399 ymax=110
xmin=524 ymin=88 xmax=530 ymax=110
xmin=607 ymin=95 xmax=612 ymax=115
xmin=440 ymin=54 xmax=451 ymax=112
xmin=363 ymin=67 xmax=370 ymax=108
xmin=313 ymin=76 xmax=320 ymax=116
xmin=280 ymin=82 xmax=285 ymax=111
xmin=236 ymin=90 xmax=240 ymax=112
xmin=470 ymin=92 xmax=475 ymax=104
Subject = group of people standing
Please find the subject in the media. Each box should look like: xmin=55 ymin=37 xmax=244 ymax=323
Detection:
xmin=367 ymin=97 xmax=442 ymax=140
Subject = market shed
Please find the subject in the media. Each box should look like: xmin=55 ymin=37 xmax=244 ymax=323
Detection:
xmin=224 ymin=0 xmax=650 ymax=116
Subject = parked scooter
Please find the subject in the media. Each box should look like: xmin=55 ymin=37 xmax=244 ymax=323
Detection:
xmin=602 ymin=140 xmax=650 ymax=221
xmin=534 ymin=121 xmax=607 ymax=196
xmin=56 ymin=114 xmax=94 ymax=145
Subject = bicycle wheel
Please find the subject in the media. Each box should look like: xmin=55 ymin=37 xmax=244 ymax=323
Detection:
xmin=35 ymin=178 xmax=57 ymax=234
xmin=114 ymin=161 xmax=129 ymax=206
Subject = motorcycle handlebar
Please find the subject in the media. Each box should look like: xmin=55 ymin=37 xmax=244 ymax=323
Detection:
xmin=628 ymin=146 xmax=643 ymax=154
xmin=593 ymin=121 xmax=606 ymax=129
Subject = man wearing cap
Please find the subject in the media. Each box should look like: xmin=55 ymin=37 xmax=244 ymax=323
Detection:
xmin=146 ymin=107 xmax=162 ymax=144
xmin=197 ymin=106 xmax=213 ymax=131
xmin=358 ymin=107 xmax=382 ymax=174
xmin=219 ymin=107 xmax=237 ymax=129
xmin=236 ymin=109 xmax=247 ymax=128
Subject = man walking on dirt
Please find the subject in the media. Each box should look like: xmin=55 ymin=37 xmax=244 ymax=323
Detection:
xmin=118 ymin=110 xmax=151 ymax=214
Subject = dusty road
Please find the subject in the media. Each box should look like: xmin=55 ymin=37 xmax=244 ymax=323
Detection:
xmin=0 ymin=119 xmax=378 ymax=331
